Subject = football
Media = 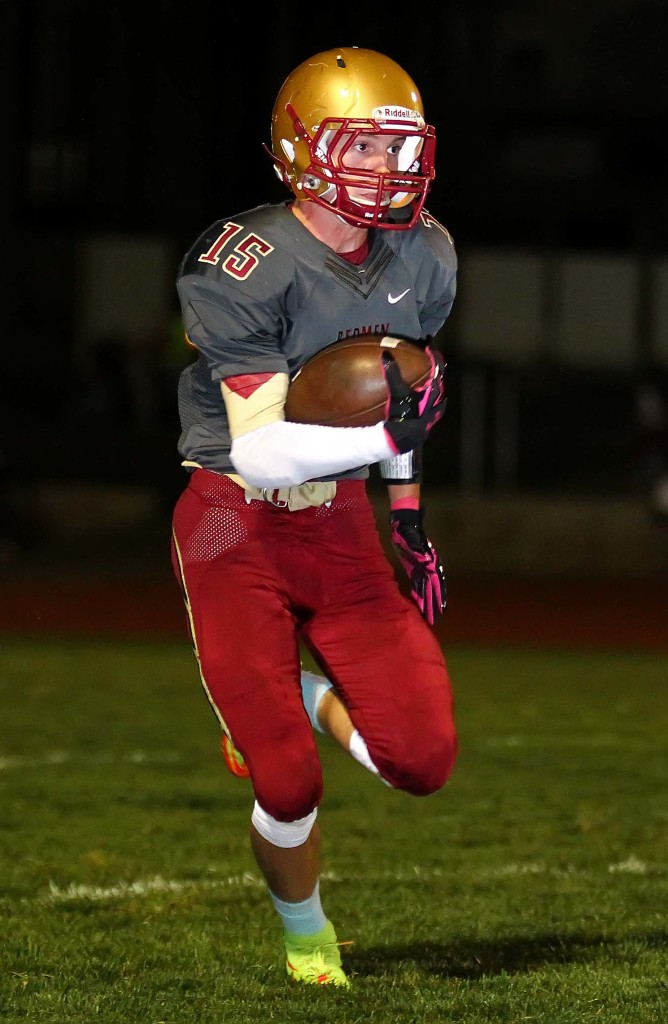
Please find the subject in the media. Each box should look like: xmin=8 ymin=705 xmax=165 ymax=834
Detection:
xmin=284 ymin=336 xmax=432 ymax=428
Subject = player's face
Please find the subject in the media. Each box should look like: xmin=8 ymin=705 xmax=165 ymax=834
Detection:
xmin=332 ymin=132 xmax=407 ymax=206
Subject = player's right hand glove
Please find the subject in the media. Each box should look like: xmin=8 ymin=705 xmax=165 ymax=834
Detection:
xmin=382 ymin=347 xmax=447 ymax=454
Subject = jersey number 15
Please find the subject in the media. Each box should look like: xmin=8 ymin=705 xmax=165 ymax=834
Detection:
xmin=198 ymin=222 xmax=275 ymax=281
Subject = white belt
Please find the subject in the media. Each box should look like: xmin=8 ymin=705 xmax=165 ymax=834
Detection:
xmin=238 ymin=478 xmax=337 ymax=511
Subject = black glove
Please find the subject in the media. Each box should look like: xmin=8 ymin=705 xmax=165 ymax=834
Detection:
xmin=390 ymin=506 xmax=447 ymax=624
xmin=383 ymin=347 xmax=447 ymax=454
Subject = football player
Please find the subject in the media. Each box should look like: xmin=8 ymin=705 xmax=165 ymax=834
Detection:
xmin=171 ymin=46 xmax=458 ymax=988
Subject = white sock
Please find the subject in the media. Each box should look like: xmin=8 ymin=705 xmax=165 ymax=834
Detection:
xmin=269 ymin=881 xmax=328 ymax=937
xmin=348 ymin=729 xmax=380 ymax=775
xmin=349 ymin=729 xmax=393 ymax=786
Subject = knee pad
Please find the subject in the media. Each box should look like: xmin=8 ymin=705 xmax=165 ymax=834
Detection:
xmin=251 ymin=801 xmax=318 ymax=848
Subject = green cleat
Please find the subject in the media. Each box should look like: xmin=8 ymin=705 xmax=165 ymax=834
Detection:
xmin=284 ymin=921 xmax=352 ymax=988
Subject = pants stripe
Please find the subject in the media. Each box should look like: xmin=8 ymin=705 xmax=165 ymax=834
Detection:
xmin=171 ymin=527 xmax=232 ymax=740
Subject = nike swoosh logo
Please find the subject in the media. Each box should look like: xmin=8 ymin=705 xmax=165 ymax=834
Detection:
xmin=388 ymin=289 xmax=411 ymax=304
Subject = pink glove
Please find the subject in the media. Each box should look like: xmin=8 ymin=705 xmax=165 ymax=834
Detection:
xmin=390 ymin=506 xmax=447 ymax=625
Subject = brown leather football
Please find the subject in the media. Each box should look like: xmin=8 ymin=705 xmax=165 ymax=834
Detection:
xmin=284 ymin=336 xmax=432 ymax=427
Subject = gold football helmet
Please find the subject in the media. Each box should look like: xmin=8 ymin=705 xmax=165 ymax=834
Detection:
xmin=269 ymin=47 xmax=436 ymax=230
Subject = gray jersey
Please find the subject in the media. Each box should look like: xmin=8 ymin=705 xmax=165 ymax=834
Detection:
xmin=176 ymin=201 xmax=457 ymax=477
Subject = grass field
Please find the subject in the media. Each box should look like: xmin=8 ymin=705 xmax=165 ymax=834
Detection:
xmin=1 ymin=637 xmax=666 ymax=1023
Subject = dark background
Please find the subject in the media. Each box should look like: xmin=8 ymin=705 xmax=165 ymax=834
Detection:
xmin=2 ymin=0 xmax=668 ymax=555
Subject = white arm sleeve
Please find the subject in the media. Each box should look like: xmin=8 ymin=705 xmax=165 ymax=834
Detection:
xmin=230 ymin=420 xmax=395 ymax=487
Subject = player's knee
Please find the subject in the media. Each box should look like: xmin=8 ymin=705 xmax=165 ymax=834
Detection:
xmin=251 ymin=743 xmax=323 ymax=822
xmin=411 ymin=734 xmax=458 ymax=795
xmin=389 ymin=727 xmax=458 ymax=796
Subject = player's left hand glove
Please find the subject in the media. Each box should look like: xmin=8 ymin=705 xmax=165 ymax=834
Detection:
xmin=390 ymin=506 xmax=447 ymax=625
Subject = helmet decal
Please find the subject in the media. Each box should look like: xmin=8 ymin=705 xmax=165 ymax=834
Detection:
xmin=371 ymin=106 xmax=424 ymax=127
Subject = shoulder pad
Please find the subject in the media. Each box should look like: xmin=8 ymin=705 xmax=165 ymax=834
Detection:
xmin=177 ymin=205 xmax=297 ymax=304
xmin=409 ymin=210 xmax=457 ymax=271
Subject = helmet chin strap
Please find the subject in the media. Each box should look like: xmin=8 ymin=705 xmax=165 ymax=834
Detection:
xmin=319 ymin=182 xmax=336 ymax=202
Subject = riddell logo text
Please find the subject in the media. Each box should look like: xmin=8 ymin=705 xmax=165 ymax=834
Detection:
xmin=337 ymin=325 xmax=389 ymax=340
xmin=372 ymin=106 xmax=420 ymax=122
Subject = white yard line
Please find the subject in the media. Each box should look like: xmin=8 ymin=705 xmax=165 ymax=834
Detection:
xmin=39 ymin=859 xmax=651 ymax=905
xmin=2 ymin=734 xmax=657 ymax=771
xmin=483 ymin=735 xmax=659 ymax=749
xmin=0 ymin=750 xmax=181 ymax=770
xmin=608 ymin=855 xmax=648 ymax=874
xmin=45 ymin=873 xmax=266 ymax=902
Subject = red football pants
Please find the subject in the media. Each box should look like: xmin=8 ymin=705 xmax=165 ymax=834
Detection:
xmin=171 ymin=470 xmax=457 ymax=821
